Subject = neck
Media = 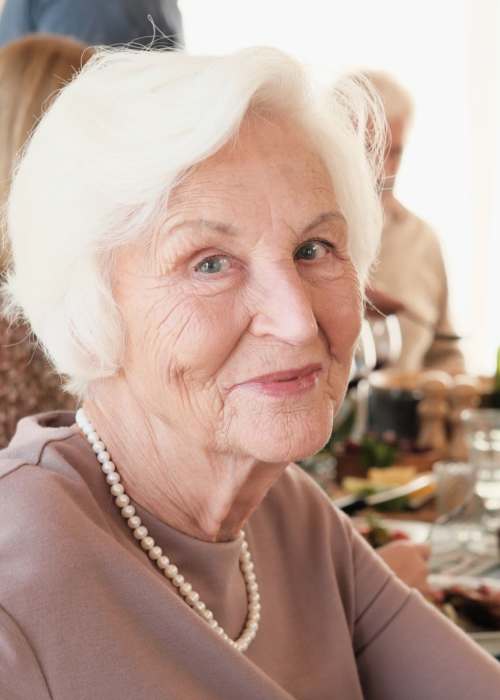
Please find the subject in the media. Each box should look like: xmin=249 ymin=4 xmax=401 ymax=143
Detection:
xmin=82 ymin=379 xmax=287 ymax=543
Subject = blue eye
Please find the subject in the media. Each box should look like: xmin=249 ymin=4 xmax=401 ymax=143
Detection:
xmin=195 ymin=255 xmax=231 ymax=274
xmin=294 ymin=240 xmax=332 ymax=262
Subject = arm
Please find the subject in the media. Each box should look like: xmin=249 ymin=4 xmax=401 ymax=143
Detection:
xmin=350 ymin=528 xmax=500 ymax=699
xmin=0 ymin=604 xmax=52 ymax=699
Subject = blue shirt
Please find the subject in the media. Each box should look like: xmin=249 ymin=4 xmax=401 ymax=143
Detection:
xmin=0 ymin=0 xmax=183 ymax=48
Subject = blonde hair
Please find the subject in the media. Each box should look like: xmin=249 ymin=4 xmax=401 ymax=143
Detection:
xmin=4 ymin=46 xmax=385 ymax=396
xmin=0 ymin=33 xmax=90 ymax=270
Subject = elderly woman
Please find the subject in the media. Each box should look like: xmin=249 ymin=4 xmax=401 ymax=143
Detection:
xmin=0 ymin=48 xmax=498 ymax=700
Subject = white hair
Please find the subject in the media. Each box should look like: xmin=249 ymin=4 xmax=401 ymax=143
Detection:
xmin=3 ymin=46 xmax=384 ymax=396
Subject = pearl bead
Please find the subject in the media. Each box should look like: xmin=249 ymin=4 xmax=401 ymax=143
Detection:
xmin=115 ymin=494 xmax=130 ymax=508
xmin=148 ymin=545 xmax=162 ymax=560
xmin=133 ymin=525 xmax=148 ymax=540
xmin=87 ymin=431 xmax=98 ymax=444
xmin=179 ymin=582 xmax=192 ymax=596
xmin=77 ymin=408 xmax=260 ymax=653
xmin=165 ymin=564 xmax=178 ymax=578
xmin=121 ymin=505 xmax=135 ymax=519
xmin=101 ymin=461 xmax=116 ymax=474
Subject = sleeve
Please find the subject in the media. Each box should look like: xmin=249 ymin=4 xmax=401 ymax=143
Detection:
xmin=31 ymin=0 xmax=182 ymax=48
xmin=350 ymin=528 xmax=500 ymax=699
xmin=422 ymin=235 xmax=465 ymax=373
xmin=0 ymin=0 xmax=33 ymax=47
xmin=0 ymin=604 xmax=52 ymax=700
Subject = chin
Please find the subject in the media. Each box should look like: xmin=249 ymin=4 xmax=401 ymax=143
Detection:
xmin=231 ymin=401 xmax=336 ymax=464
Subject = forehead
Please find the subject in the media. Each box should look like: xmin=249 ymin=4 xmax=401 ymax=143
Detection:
xmin=168 ymin=114 xmax=336 ymax=218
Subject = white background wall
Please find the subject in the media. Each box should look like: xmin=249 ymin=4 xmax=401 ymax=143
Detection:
xmin=180 ymin=0 xmax=500 ymax=375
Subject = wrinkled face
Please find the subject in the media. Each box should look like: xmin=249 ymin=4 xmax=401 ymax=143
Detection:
xmin=112 ymin=115 xmax=362 ymax=463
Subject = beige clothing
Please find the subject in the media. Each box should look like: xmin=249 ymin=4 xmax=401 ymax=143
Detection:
xmin=1 ymin=412 xmax=499 ymax=700
xmin=372 ymin=198 xmax=464 ymax=374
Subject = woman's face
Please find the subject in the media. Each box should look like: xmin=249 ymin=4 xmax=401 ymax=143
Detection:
xmin=112 ymin=115 xmax=362 ymax=463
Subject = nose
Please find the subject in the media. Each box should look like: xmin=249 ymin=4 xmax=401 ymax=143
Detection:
xmin=248 ymin=264 xmax=318 ymax=345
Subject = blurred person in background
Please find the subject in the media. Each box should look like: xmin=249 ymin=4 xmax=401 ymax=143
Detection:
xmin=0 ymin=0 xmax=183 ymax=49
xmin=0 ymin=34 xmax=91 ymax=446
xmin=364 ymin=71 xmax=464 ymax=374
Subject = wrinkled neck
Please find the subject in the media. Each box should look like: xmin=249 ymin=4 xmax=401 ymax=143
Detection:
xmin=82 ymin=379 xmax=287 ymax=542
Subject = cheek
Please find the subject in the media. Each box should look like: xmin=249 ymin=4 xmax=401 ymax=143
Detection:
xmin=313 ymin=271 xmax=362 ymax=360
xmin=127 ymin=289 xmax=248 ymax=388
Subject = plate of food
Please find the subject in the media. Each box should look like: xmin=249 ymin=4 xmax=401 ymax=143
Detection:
xmin=353 ymin=514 xmax=431 ymax=547
xmin=336 ymin=465 xmax=436 ymax=514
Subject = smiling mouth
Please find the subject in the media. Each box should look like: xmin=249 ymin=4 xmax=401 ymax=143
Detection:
xmin=231 ymin=364 xmax=323 ymax=397
xmin=244 ymin=364 xmax=323 ymax=385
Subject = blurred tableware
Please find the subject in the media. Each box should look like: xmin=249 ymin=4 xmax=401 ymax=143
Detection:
xmin=349 ymin=319 xmax=376 ymax=384
xmin=416 ymin=372 xmax=452 ymax=452
xmin=366 ymin=313 xmax=402 ymax=369
xmin=333 ymin=473 xmax=435 ymax=515
xmin=367 ymin=370 xmax=422 ymax=443
xmin=433 ymin=461 xmax=477 ymax=517
xmin=448 ymin=377 xmax=481 ymax=460
xmin=463 ymin=409 xmax=500 ymax=533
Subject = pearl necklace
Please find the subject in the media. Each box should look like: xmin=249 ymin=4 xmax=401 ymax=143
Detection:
xmin=75 ymin=408 xmax=261 ymax=653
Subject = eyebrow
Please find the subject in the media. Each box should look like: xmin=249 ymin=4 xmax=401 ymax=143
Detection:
xmin=301 ymin=211 xmax=347 ymax=235
xmin=170 ymin=211 xmax=346 ymax=238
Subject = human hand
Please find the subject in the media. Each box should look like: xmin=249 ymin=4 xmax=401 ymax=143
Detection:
xmin=377 ymin=540 xmax=440 ymax=601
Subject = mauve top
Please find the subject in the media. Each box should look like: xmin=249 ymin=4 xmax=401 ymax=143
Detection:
xmin=0 ymin=413 xmax=499 ymax=699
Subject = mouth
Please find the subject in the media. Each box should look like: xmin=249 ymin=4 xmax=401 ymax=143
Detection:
xmin=234 ymin=363 xmax=323 ymax=397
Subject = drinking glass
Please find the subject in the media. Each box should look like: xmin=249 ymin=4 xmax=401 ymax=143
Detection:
xmin=463 ymin=409 xmax=500 ymax=533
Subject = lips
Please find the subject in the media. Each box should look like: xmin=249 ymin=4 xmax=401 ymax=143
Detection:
xmin=244 ymin=364 xmax=323 ymax=385
xmin=232 ymin=363 xmax=323 ymax=398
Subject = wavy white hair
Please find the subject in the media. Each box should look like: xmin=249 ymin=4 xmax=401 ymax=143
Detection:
xmin=3 ymin=47 xmax=385 ymax=396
